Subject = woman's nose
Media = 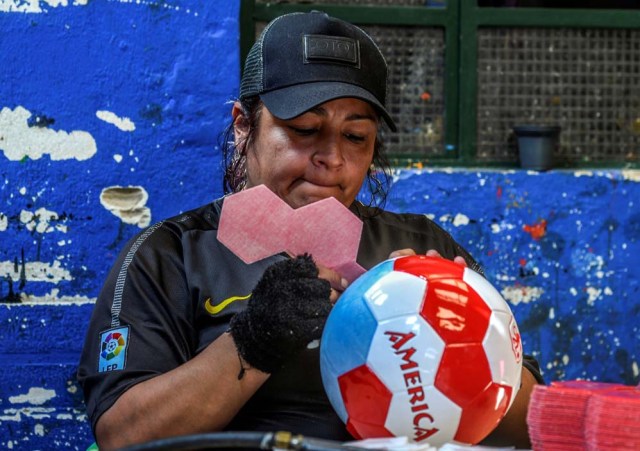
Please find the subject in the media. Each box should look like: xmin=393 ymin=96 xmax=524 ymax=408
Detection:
xmin=312 ymin=137 xmax=344 ymax=169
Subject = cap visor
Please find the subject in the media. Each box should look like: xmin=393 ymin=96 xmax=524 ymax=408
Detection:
xmin=260 ymin=82 xmax=397 ymax=132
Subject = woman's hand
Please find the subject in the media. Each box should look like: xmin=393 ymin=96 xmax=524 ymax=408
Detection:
xmin=316 ymin=263 xmax=349 ymax=304
xmin=388 ymin=248 xmax=468 ymax=267
xmin=229 ymin=255 xmax=333 ymax=375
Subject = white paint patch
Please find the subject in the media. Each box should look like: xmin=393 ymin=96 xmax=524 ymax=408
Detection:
xmin=439 ymin=213 xmax=469 ymax=226
xmin=1 ymin=407 xmax=55 ymax=422
xmin=34 ymin=424 xmax=45 ymax=437
xmin=0 ymin=214 xmax=7 ymax=231
xmin=0 ymin=0 xmax=201 ymax=16
xmin=621 ymin=170 xmax=640 ymax=182
xmin=633 ymin=361 xmax=639 ymax=378
xmin=0 ymin=260 xmax=72 ymax=284
xmin=100 ymin=186 xmax=151 ymax=228
xmin=0 ymin=106 xmax=96 ymax=160
xmin=491 ymin=221 xmax=516 ymax=234
xmin=0 ymin=0 xmax=88 ymax=13
xmin=96 ymin=110 xmax=136 ymax=132
xmin=452 ymin=213 xmax=470 ymax=227
xmin=586 ymin=286 xmax=602 ymax=305
xmin=573 ymin=171 xmax=594 ymax=178
xmin=20 ymin=207 xmax=67 ymax=233
xmin=495 ymin=273 xmax=516 ymax=282
xmin=113 ymin=154 xmax=123 ymax=163
xmin=19 ymin=288 xmax=95 ymax=304
xmin=9 ymin=387 xmax=56 ymax=405
xmin=501 ymin=285 xmax=544 ymax=305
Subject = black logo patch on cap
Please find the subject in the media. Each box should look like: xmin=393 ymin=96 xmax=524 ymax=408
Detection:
xmin=303 ymin=35 xmax=360 ymax=67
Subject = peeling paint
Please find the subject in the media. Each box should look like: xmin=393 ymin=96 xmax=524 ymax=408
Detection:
xmin=20 ymin=207 xmax=67 ymax=233
xmin=96 ymin=110 xmax=136 ymax=132
xmin=0 ymin=0 xmax=200 ymax=18
xmin=1 ymin=407 xmax=56 ymax=422
xmin=19 ymin=289 xmax=95 ymax=304
xmin=100 ymin=185 xmax=151 ymax=228
xmin=501 ymin=285 xmax=545 ymax=305
xmin=621 ymin=170 xmax=640 ymax=182
xmin=0 ymin=0 xmax=88 ymax=13
xmin=9 ymin=387 xmax=56 ymax=405
xmin=0 ymin=260 xmax=72 ymax=284
xmin=0 ymin=106 xmax=96 ymax=161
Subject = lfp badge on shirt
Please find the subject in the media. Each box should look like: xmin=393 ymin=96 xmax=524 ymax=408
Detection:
xmin=98 ymin=326 xmax=130 ymax=372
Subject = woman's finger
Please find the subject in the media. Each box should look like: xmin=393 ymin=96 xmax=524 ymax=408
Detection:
xmin=388 ymin=248 xmax=417 ymax=259
xmin=316 ymin=262 xmax=348 ymax=305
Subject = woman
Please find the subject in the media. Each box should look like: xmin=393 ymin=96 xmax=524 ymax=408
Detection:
xmin=78 ymin=11 xmax=542 ymax=450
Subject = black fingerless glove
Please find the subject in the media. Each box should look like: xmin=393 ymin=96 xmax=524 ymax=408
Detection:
xmin=229 ymin=254 xmax=332 ymax=374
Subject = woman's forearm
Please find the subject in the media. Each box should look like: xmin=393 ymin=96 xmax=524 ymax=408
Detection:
xmin=95 ymin=332 xmax=269 ymax=450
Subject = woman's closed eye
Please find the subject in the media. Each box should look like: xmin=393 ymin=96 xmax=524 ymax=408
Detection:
xmin=289 ymin=126 xmax=317 ymax=136
xmin=345 ymin=133 xmax=366 ymax=143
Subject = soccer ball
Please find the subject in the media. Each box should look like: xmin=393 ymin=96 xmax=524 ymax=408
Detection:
xmin=320 ymin=255 xmax=523 ymax=447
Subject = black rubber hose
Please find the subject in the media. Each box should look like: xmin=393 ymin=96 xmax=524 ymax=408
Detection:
xmin=117 ymin=431 xmax=365 ymax=451
xmin=118 ymin=431 xmax=275 ymax=451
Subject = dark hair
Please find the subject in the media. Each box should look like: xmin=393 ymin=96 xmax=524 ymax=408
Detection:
xmin=220 ymin=97 xmax=391 ymax=208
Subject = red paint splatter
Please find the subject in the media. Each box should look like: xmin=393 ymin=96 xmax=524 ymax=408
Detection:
xmin=420 ymin=91 xmax=431 ymax=101
xmin=496 ymin=186 xmax=503 ymax=199
xmin=519 ymin=258 xmax=527 ymax=266
xmin=523 ymin=219 xmax=547 ymax=240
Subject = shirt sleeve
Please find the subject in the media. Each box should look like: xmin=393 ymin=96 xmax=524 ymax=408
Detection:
xmin=77 ymin=221 xmax=196 ymax=434
xmin=523 ymin=354 xmax=545 ymax=385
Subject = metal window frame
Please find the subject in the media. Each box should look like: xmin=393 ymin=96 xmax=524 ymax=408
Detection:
xmin=461 ymin=2 xmax=640 ymax=168
xmin=240 ymin=0 xmax=640 ymax=168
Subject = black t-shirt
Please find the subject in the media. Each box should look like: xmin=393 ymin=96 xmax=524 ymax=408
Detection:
xmin=77 ymin=197 xmax=542 ymax=440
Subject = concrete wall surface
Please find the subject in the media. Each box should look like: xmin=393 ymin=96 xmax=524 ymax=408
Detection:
xmin=1 ymin=1 xmax=638 ymax=449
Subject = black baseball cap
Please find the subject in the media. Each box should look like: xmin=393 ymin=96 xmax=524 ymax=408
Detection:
xmin=239 ymin=11 xmax=397 ymax=131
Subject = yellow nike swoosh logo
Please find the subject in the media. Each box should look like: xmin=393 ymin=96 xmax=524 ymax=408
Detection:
xmin=204 ymin=293 xmax=252 ymax=315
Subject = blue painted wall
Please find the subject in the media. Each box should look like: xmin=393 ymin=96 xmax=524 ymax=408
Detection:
xmin=1 ymin=2 xmax=638 ymax=449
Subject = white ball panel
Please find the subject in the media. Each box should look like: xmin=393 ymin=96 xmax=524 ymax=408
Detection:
xmin=463 ymin=269 xmax=512 ymax=314
xmin=367 ymin=315 xmax=445 ymax=393
xmin=384 ymin=385 xmax=462 ymax=446
xmin=482 ymin=311 xmax=522 ymax=391
xmin=364 ymin=271 xmax=428 ymax=321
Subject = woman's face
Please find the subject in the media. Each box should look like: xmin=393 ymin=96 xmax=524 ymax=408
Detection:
xmin=233 ymin=97 xmax=378 ymax=209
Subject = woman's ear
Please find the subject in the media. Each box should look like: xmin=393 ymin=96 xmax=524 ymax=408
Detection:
xmin=232 ymin=101 xmax=249 ymax=147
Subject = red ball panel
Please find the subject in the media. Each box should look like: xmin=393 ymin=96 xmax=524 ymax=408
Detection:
xmin=394 ymin=255 xmax=465 ymax=281
xmin=346 ymin=419 xmax=395 ymax=441
xmin=454 ymin=383 xmax=513 ymax=444
xmin=420 ymin=278 xmax=492 ymax=344
xmin=434 ymin=343 xmax=493 ymax=408
xmin=338 ymin=364 xmax=393 ymax=439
